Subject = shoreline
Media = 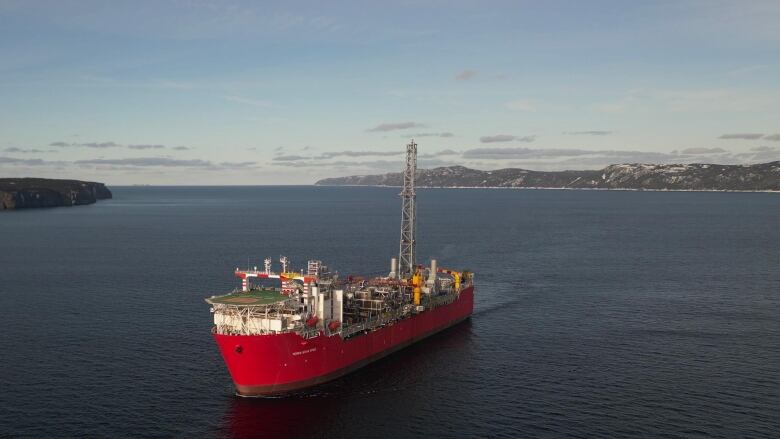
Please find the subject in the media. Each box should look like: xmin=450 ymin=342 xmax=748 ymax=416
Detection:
xmin=314 ymin=184 xmax=780 ymax=193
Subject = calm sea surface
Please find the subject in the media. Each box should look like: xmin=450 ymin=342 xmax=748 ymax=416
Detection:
xmin=1 ymin=187 xmax=778 ymax=438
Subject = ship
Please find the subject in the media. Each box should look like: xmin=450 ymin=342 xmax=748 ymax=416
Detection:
xmin=206 ymin=140 xmax=475 ymax=396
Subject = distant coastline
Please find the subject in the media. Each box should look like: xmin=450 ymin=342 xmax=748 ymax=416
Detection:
xmin=0 ymin=178 xmax=112 ymax=210
xmin=315 ymin=184 xmax=779 ymax=193
xmin=316 ymin=161 xmax=780 ymax=192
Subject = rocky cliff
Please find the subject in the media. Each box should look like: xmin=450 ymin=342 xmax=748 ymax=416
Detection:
xmin=0 ymin=178 xmax=113 ymax=210
xmin=316 ymin=161 xmax=780 ymax=191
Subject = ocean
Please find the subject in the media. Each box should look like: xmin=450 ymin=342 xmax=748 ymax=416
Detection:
xmin=1 ymin=186 xmax=778 ymax=438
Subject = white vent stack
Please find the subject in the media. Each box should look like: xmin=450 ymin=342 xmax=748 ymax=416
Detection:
xmin=334 ymin=289 xmax=344 ymax=323
xmin=427 ymin=259 xmax=437 ymax=286
xmin=309 ymin=285 xmax=318 ymax=315
xmin=317 ymin=292 xmax=325 ymax=323
xmin=389 ymin=257 xmax=398 ymax=278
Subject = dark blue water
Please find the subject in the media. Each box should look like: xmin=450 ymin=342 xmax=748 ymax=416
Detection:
xmin=1 ymin=187 xmax=778 ymax=438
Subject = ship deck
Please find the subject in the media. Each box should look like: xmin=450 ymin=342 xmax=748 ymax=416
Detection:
xmin=206 ymin=289 xmax=287 ymax=306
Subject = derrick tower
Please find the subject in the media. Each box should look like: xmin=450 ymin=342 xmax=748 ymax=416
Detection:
xmin=398 ymin=139 xmax=417 ymax=279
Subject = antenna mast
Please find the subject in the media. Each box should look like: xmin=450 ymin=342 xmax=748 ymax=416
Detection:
xmin=398 ymin=139 xmax=417 ymax=279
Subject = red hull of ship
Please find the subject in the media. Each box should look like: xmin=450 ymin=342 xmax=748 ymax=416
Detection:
xmin=214 ymin=286 xmax=474 ymax=396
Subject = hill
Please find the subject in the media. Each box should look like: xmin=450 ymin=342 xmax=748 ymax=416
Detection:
xmin=315 ymin=162 xmax=780 ymax=192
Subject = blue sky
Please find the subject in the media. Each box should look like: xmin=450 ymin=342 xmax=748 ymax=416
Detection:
xmin=1 ymin=0 xmax=779 ymax=184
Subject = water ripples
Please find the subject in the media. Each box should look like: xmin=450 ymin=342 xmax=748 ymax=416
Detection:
xmin=1 ymin=187 xmax=778 ymax=437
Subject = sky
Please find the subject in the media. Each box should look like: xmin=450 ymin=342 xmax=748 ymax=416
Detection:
xmin=1 ymin=0 xmax=779 ymax=185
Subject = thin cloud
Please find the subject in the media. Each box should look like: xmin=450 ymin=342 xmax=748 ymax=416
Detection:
xmin=764 ymin=134 xmax=780 ymax=141
xmin=75 ymin=157 xmax=213 ymax=167
xmin=434 ymin=149 xmax=458 ymax=156
xmin=218 ymin=161 xmax=255 ymax=168
xmin=462 ymin=147 xmax=678 ymax=162
xmin=50 ymin=141 xmax=192 ymax=150
xmin=82 ymin=142 xmax=121 ymax=148
xmin=409 ymin=132 xmax=454 ymax=138
xmin=128 ymin=144 xmax=166 ymax=150
xmin=2 ymin=147 xmax=57 ymax=153
xmin=733 ymin=147 xmax=780 ymax=162
xmin=726 ymin=65 xmax=764 ymax=76
xmin=480 ymin=135 xmax=535 ymax=143
xmin=50 ymin=141 xmax=121 ymax=148
xmin=465 ymin=147 xmax=577 ymax=159
xmin=275 ymin=159 xmax=410 ymax=169
xmin=279 ymin=157 xmax=457 ymax=171
xmin=367 ymin=122 xmax=425 ymax=132
xmin=223 ymin=95 xmax=271 ymax=107
xmin=0 ymin=155 xmax=257 ymax=170
xmin=593 ymin=88 xmax=780 ymax=114
xmin=273 ymin=155 xmax=310 ymax=161
xmin=318 ymin=150 xmax=402 ymax=159
xmin=564 ymin=131 xmax=612 ymax=136
xmin=718 ymin=133 xmax=764 ymax=140
xmin=680 ymin=147 xmax=727 ymax=154
xmin=480 ymin=135 xmax=516 ymax=143
xmin=455 ymin=69 xmax=477 ymax=81
xmin=0 ymin=156 xmax=52 ymax=166
xmin=419 ymin=149 xmax=459 ymax=159
xmin=271 ymin=149 xmax=432 ymax=163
